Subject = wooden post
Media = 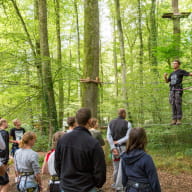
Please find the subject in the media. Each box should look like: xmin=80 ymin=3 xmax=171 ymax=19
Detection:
xmin=162 ymin=0 xmax=191 ymax=58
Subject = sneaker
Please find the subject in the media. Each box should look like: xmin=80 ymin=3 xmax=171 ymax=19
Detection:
xmin=176 ymin=120 xmax=182 ymax=125
xmin=170 ymin=120 xmax=177 ymax=125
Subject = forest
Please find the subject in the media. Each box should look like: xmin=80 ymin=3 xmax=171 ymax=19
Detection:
xmin=0 ymin=0 xmax=192 ymax=191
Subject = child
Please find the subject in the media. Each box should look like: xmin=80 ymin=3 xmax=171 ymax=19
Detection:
xmin=10 ymin=119 xmax=25 ymax=156
xmin=14 ymin=132 xmax=41 ymax=192
xmin=42 ymin=131 xmax=64 ymax=192
xmin=121 ymin=128 xmax=161 ymax=192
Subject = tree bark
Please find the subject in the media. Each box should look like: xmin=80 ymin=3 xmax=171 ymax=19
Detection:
xmin=172 ymin=0 xmax=180 ymax=57
xmin=73 ymin=0 xmax=81 ymax=99
xmin=54 ymin=0 xmax=64 ymax=129
xmin=114 ymin=0 xmax=128 ymax=109
xmin=113 ymin=18 xmax=118 ymax=101
xmin=38 ymin=0 xmax=58 ymax=133
xmin=74 ymin=0 xmax=81 ymax=70
xmin=82 ymin=0 xmax=100 ymax=118
xmin=138 ymin=0 xmax=144 ymax=123
xmin=149 ymin=0 xmax=158 ymax=74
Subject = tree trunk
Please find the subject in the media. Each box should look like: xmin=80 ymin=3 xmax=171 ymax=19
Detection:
xmin=74 ymin=0 xmax=81 ymax=70
xmin=172 ymin=0 xmax=180 ymax=57
xmin=12 ymin=0 xmax=48 ymax=132
xmin=149 ymin=0 xmax=158 ymax=74
xmin=113 ymin=18 xmax=118 ymax=102
xmin=25 ymin=52 xmax=34 ymax=127
xmin=73 ymin=0 xmax=81 ymax=99
xmin=38 ymin=0 xmax=58 ymax=134
xmin=114 ymin=0 xmax=128 ymax=109
xmin=54 ymin=0 xmax=64 ymax=129
xmin=82 ymin=0 xmax=100 ymax=118
xmin=138 ymin=0 xmax=144 ymax=123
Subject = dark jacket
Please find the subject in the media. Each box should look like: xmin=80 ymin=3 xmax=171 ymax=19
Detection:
xmin=0 ymin=129 xmax=9 ymax=164
xmin=109 ymin=116 xmax=128 ymax=141
xmin=121 ymin=149 xmax=161 ymax=192
xmin=55 ymin=126 xmax=106 ymax=192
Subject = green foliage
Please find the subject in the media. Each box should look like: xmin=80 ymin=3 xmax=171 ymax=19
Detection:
xmin=38 ymin=155 xmax=45 ymax=167
xmin=33 ymin=132 xmax=49 ymax=152
xmin=146 ymin=124 xmax=192 ymax=173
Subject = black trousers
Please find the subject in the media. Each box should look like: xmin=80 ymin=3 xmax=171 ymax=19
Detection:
xmin=169 ymin=90 xmax=183 ymax=120
xmin=49 ymin=183 xmax=60 ymax=192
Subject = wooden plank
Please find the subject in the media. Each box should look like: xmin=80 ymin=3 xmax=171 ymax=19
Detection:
xmin=162 ymin=12 xmax=191 ymax=18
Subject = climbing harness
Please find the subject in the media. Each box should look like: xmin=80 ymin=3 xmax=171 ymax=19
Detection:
xmin=15 ymin=154 xmax=39 ymax=192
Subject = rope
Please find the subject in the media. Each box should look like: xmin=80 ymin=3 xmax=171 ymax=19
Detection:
xmin=174 ymin=86 xmax=192 ymax=91
xmin=143 ymin=122 xmax=192 ymax=127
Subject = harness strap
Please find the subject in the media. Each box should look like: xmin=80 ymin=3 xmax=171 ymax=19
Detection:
xmin=26 ymin=187 xmax=37 ymax=192
xmin=19 ymin=172 xmax=34 ymax=176
xmin=126 ymin=180 xmax=150 ymax=191
xmin=174 ymin=86 xmax=192 ymax=91
xmin=50 ymin=175 xmax=59 ymax=181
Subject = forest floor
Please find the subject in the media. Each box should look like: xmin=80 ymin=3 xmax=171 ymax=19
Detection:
xmin=8 ymin=153 xmax=192 ymax=192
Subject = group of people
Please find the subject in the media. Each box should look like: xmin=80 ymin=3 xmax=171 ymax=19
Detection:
xmin=0 ymin=108 xmax=161 ymax=192
xmin=0 ymin=119 xmax=25 ymax=192
xmin=0 ymin=59 xmax=191 ymax=192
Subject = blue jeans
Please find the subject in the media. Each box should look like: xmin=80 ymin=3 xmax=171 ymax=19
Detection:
xmin=18 ymin=180 xmax=38 ymax=192
xmin=61 ymin=188 xmax=97 ymax=192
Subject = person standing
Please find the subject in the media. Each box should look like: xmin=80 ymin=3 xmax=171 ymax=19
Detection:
xmin=42 ymin=131 xmax=65 ymax=192
xmin=0 ymin=133 xmax=5 ymax=177
xmin=10 ymin=119 xmax=25 ymax=156
xmin=89 ymin=118 xmax=105 ymax=146
xmin=121 ymin=128 xmax=161 ymax=192
xmin=0 ymin=119 xmax=9 ymax=192
xmin=164 ymin=60 xmax=192 ymax=125
xmin=55 ymin=108 xmax=106 ymax=192
xmin=66 ymin=117 xmax=76 ymax=133
xmin=107 ymin=109 xmax=132 ymax=192
xmin=14 ymin=132 xmax=41 ymax=192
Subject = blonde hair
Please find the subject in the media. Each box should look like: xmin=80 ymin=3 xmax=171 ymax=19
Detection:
xmin=19 ymin=132 xmax=37 ymax=148
xmin=0 ymin=119 xmax=7 ymax=127
xmin=12 ymin=119 xmax=19 ymax=126
xmin=52 ymin=131 xmax=65 ymax=149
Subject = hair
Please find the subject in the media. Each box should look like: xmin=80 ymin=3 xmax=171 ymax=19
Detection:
xmin=52 ymin=131 xmax=65 ymax=149
xmin=12 ymin=119 xmax=20 ymax=126
xmin=76 ymin=108 xmax=91 ymax=126
xmin=19 ymin=132 xmax=37 ymax=148
xmin=89 ymin=118 xmax=98 ymax=128
xmin=126 ymin=128 xmax=147 ymax=152
xmin=118 ymin=108 xmax=126 ymax=117
xmin=173 ymin=59 xmax=181 ymax=65
xmin=67 ymin=116 xmax=76 ymax=127
xmin=0 ymin=119 xmax=7 ymax=127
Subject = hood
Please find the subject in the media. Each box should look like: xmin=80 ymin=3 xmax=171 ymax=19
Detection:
xmin=121 ymin=149 xmax=145 ymax=165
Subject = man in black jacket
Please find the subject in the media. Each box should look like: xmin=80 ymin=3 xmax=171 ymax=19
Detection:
xmin=55 ymin=108 xmax=106 ymax=192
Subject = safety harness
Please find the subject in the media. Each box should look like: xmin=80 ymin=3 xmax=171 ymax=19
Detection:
xmin=126 ymin=180 xmax=151 ymax=192
xmin=48 ymin=175 xmax=60 ymax=192
xmin=15 ymin=154 xmax=40 ymax=192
